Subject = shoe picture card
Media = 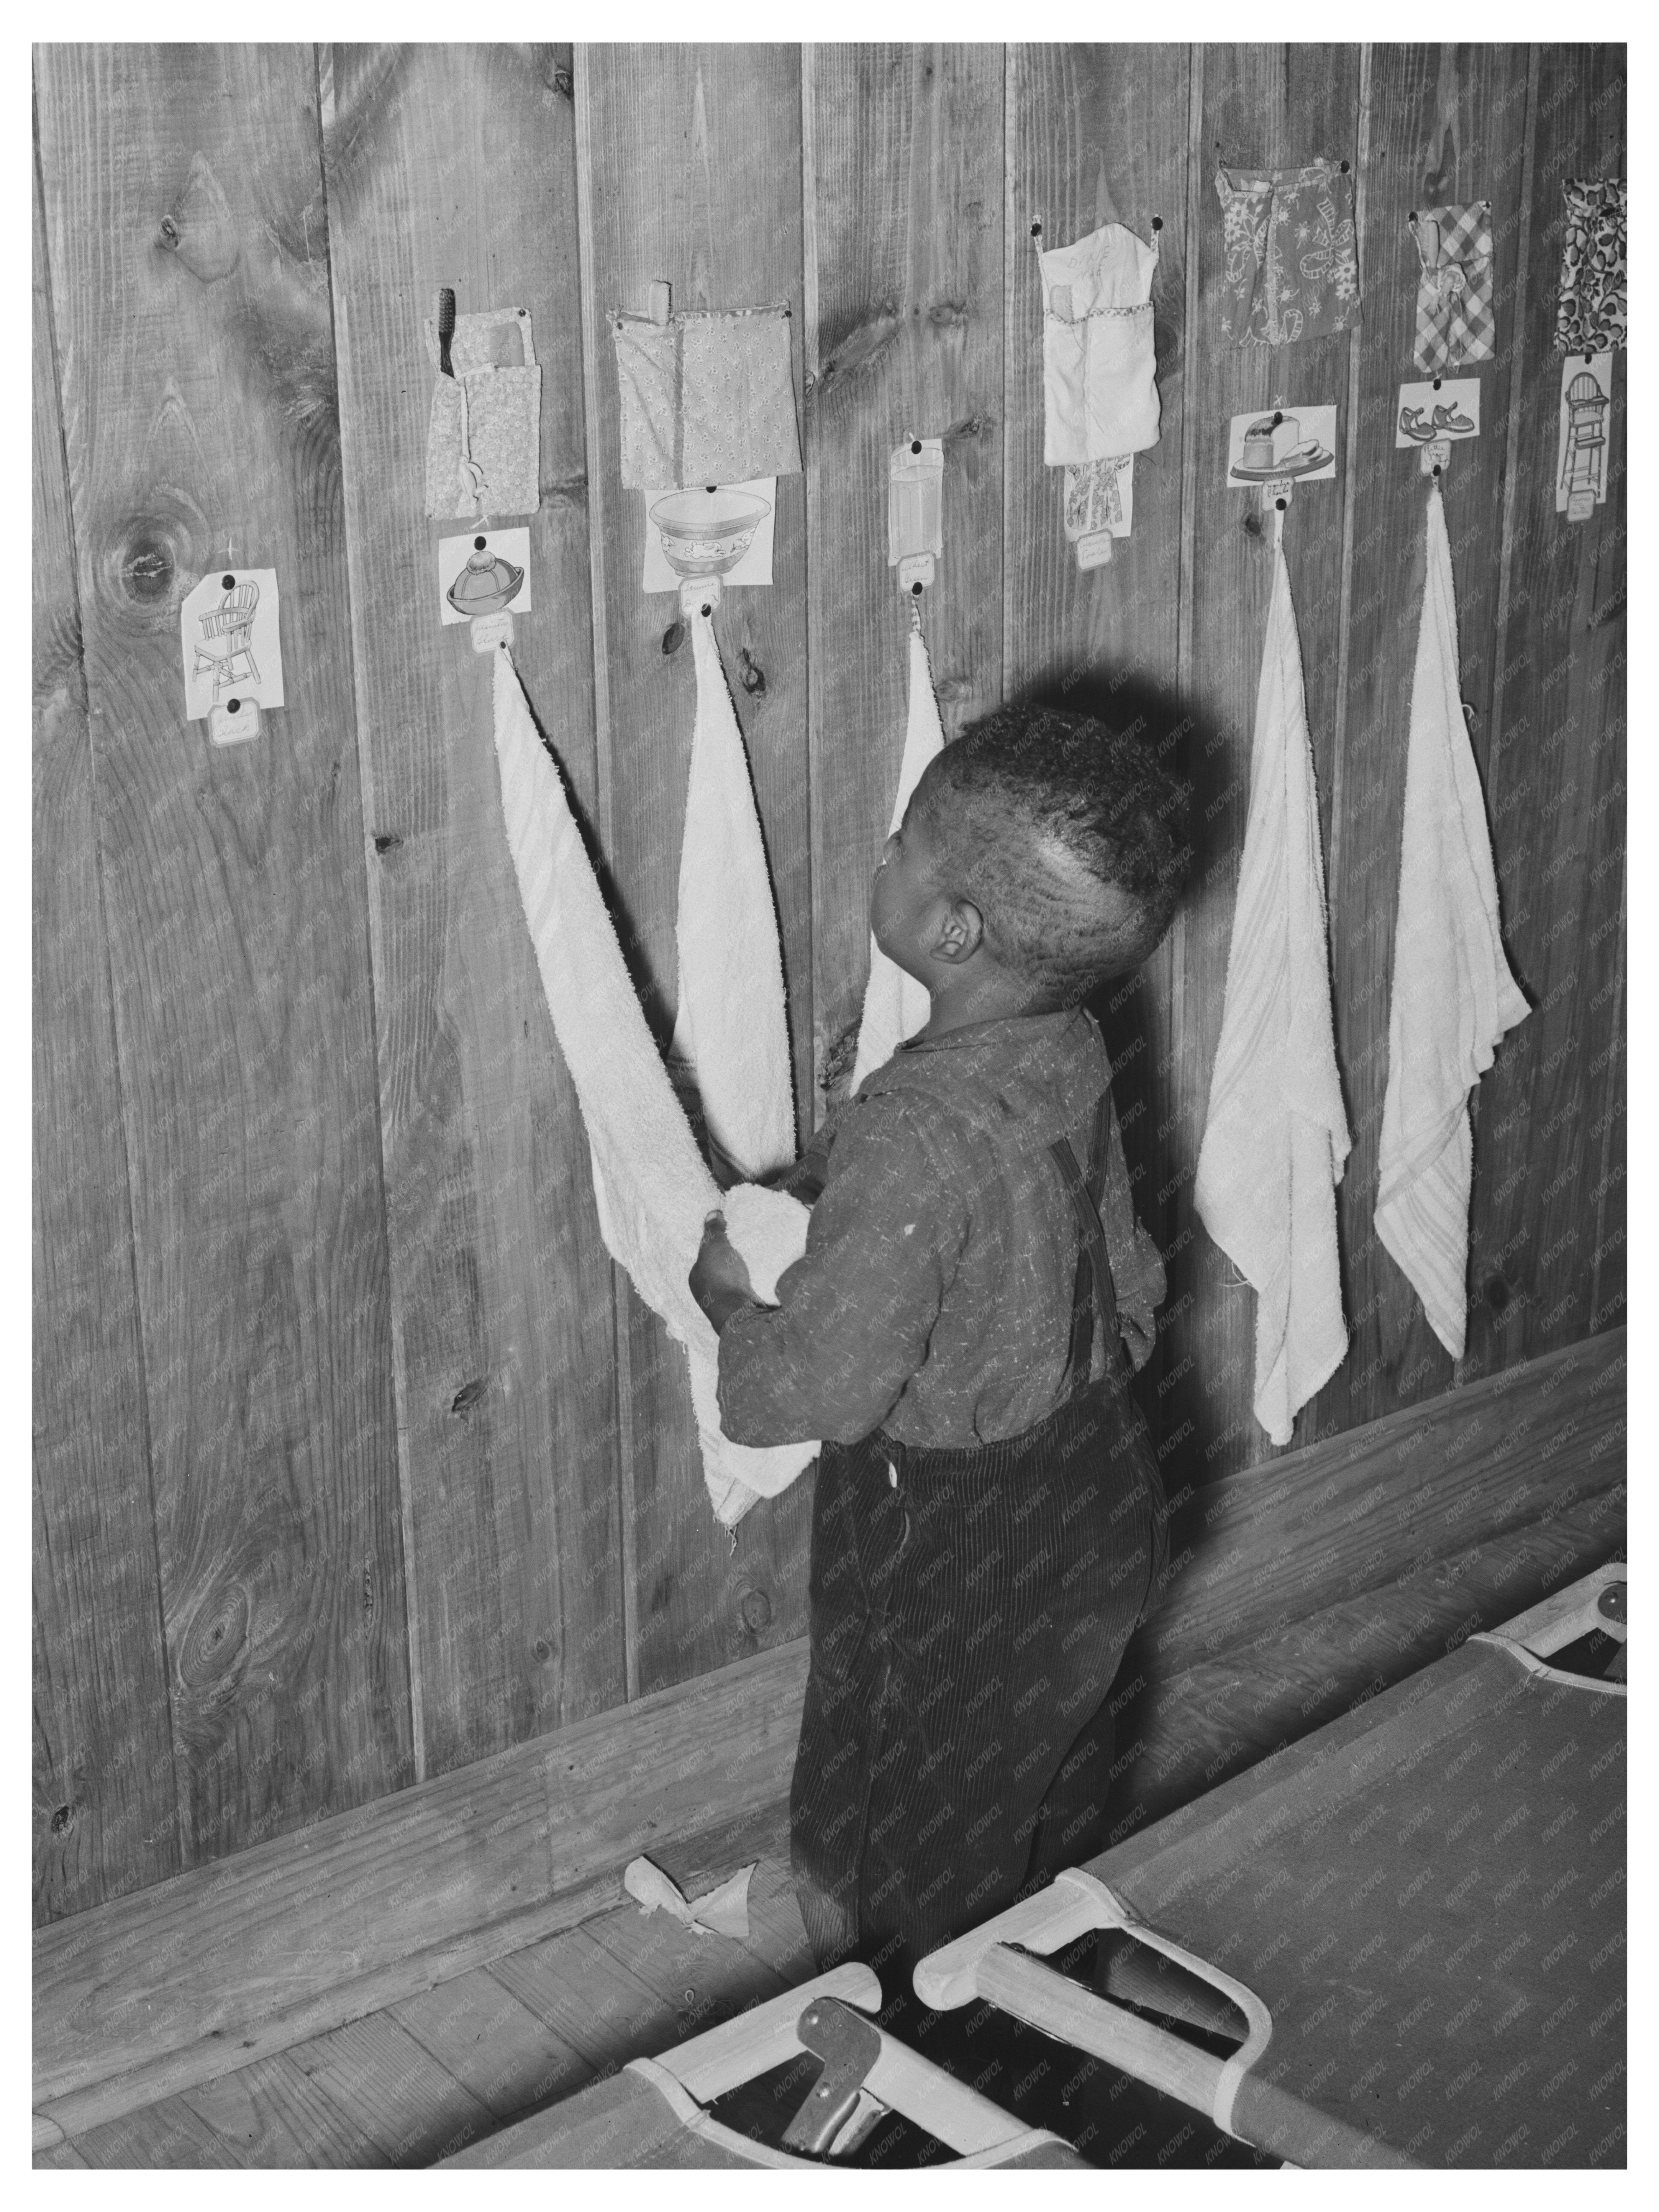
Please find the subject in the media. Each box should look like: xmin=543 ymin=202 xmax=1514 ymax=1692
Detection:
xmin=1395 ymin=378 xmax=1480 ymax=448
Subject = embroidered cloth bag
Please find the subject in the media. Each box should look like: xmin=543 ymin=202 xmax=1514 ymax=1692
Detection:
xmin=1215 ymin=159 xmax=1361 ymax=346
xmin=1039 ymin=222 xmax=1161 ymax=466
xmin=1409 ymin=202 xmax=1495 ymax=372
xmin=423 ymin=307 xmax=542 ymax=520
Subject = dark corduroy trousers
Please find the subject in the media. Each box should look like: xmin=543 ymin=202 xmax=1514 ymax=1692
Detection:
xmin=790 ymin=1364 xmax=1167 ymax=1975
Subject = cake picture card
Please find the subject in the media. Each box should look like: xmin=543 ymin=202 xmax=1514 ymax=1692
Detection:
xmin=1226 ymin=404 xmax=1338 ymax=484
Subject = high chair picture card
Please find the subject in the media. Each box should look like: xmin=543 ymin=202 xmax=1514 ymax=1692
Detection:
xmin=1556 ymin=352 xmax=1614 ymax=521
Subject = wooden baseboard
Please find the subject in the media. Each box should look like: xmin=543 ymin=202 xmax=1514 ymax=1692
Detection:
xmin=33 ymin=1638 xmax=807 ymax=2136
xmin=34 ymin=1328 xmax=1623 ymax=2141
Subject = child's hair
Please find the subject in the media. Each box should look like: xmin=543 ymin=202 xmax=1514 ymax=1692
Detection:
xmin=907 ymin=699 xmax=1188 ymax=1004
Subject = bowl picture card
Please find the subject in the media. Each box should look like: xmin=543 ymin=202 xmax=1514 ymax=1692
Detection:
xmin=642 ymin=479 xmax=776 ymax=593
xmin=1226 ymin=404 xmax=1338 ymax=484
xmin=438 ymin=526 xmax=533 ymax=626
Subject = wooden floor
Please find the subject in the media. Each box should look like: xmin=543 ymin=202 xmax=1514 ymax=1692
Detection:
xmin=34 ymin=1822 xmax=814 ymax=2170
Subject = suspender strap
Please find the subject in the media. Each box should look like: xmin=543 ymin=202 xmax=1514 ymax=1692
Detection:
xmin=1050 ymin=1085 xmax=1166 ymax=1388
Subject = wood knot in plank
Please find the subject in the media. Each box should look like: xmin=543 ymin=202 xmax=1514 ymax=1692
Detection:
xmin=815 ymin=302 xmax=901 ymax=398
xmin=451 ymin=1376 xmax=489 ymax=1415
xmin=179 ymin=1581 xmax=251 ymax=1697
xmin=156 ymin=152 xmax=241 ymax=283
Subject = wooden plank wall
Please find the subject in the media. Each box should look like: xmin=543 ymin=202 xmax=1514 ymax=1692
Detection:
xmin=33 ymin=42 xmax=1626 ymax=1923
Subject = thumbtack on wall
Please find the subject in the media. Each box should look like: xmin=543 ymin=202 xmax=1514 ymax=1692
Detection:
xmin=180 ymin=566 xmax=284 ymax=746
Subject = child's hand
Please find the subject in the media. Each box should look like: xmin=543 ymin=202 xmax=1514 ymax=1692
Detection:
xmin=689 ymin=1211 xmax=760 ymax=1332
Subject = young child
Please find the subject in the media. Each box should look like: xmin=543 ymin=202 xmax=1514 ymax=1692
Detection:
xmin=689 ymin=700 xmax=1186 ymax=1976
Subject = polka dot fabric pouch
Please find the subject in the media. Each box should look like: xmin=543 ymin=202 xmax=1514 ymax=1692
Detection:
xmin=1555 ymin=178 xmax=1626 ymax=354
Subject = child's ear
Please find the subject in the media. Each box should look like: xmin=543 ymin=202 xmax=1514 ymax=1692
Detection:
xmin=931 ymin=897 xmax=984 ymax=964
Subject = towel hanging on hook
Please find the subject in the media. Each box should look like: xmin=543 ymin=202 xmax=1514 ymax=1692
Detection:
xmin=849 ymin=619 xmax=947 ymax=1092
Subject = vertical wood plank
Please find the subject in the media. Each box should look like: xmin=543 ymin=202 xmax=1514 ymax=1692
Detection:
xmin=803 ymin=41 xmax=1006 ymax=1111
xmin=577 ymin=43 xmax=813 ymax=1694
xmin=1318 ymin=43 xmax=1534 ymax=1436
xmin=34 ymin=43 xmax=412 ymax=1865
xmin=1466 ymin=43 xmax=1626 ymax=1363
xmin=1000 ymin=43 xmax=1195 ymax=1484
xmin=320 ymin=43 xmax=629 ymax=1777
xmin=31 ymin=111 xmax=179 ymax=1921
xmin=1168 ymin=44 xmax=1364 ymax=1485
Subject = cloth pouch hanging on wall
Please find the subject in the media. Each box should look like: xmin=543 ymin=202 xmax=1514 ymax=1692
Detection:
xmin=1039 ymin=222 xmax=1161 ymax=466
xmin=490 ymin=647 xmax=815 ymax=1529
xmin=613 ymin=305 xmax=802 ymax=489
xmin=1409 ymin=203 xmax=1495 ymax=372
xmin=1194 ymin=543 xmax=1351 ymax=1446
xmin=1375 ymin=485 xmax=1528 ymax=1358
xmin=1554 ymin=178 xmax=1626 ymax=354
xmin=424 ymin=308 xmax=542 ymax=520
xmin=1215 ymin=160 xmax=1361 ymax=346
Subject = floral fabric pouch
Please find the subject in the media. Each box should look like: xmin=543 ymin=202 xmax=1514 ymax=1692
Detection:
xmin=613 ymin=304 xmax=801 ymax=489
xmin=423 ymin=307 xmax=542 ymax=520
xmin=1215 ymin=159 xmax=1361 ymax=346
xmin=1555 ymin=178 xmax=1626 ymax=354
xmin=1039 ymin=222 xmax=1161 ymax=466
xmin=1408 ymin=202 xmax=1495 ymax=372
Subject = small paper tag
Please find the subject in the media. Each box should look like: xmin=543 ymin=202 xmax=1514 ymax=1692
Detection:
xmin=438 ymin=526 xmax=533 ymax=627
xmin=181 ymin=567 xmax=284 ymax=724
xmin=1226 ymin=405 xmax=1338 ymax=485
xmin=1396 ymin=376 xmax=1480 ymax=448
xmin=1555 ymin=352 xmax=1613 ymax=518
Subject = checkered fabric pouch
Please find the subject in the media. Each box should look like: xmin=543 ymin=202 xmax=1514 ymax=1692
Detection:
xmin=1409 ymin=203 xmax=1495 ymax=373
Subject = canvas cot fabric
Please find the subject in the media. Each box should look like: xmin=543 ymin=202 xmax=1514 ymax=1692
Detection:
xmin=1554 ymin=177 xmax=1627 ymax=354
xmin=788 ymin=1101 xmax=1169 ymax=1972
xmin=1409 ymin=202 xmax=1496 ymax=372
xmin=612 ymin=304 xmax=802 ymax=489
xmin=1215 ymin=159 xmax=1361 ymax=346
xmin=717 ymin=1009 xmax=1159 ymax=1450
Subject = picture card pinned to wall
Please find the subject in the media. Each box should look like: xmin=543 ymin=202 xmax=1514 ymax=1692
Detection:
xmin=1063 ymin=454 xmax=1134 ymax=571
xmin=438 ymin=526 xmax=533 ymax=627
xmin=1396 ymin=376 xmax=1480 ymax=447
xmin=180 ymin=567 xmax=284 ymax=741
xmin=1555 ymin=351 xmax=1614 ymax=520
xmin=1225 ymin=405 xmax=1338 ymax=484
xmin=642 ymin=479 xmax=776 ymax=594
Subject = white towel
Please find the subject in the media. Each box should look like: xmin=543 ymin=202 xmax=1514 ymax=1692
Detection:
xmin=1376 ymin=486 xmax=1529 ymax=1357
xmin=1195 ymin=544 xmax=1351 ymax=1447
xmin=850 ymin=625 xmax=947 ymax=1092
xmin=671 ymin=606 xmax=797 ymax=1183
xmin=492 ymin=647 xmax=816 ymax=1528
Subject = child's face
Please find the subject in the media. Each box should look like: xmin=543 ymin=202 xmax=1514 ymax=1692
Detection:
xmin=869 ymin=802 xmax=948 ymax=984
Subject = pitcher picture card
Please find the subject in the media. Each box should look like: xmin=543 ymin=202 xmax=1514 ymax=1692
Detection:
xmin=642 ymin=479 xmax=776 ymax=594
xmin=438 ymin=526 xmax=533 ymax=626
xmin=1226 ymin=404 xmax=1337 ymax=484
xmin=1396 ymin=377 xmax=1480 ymax=447
xmin=1556 ymin=352 xmax=1614 ymax=520
xmin=181 ymin=567 xmax=284 ymax=722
